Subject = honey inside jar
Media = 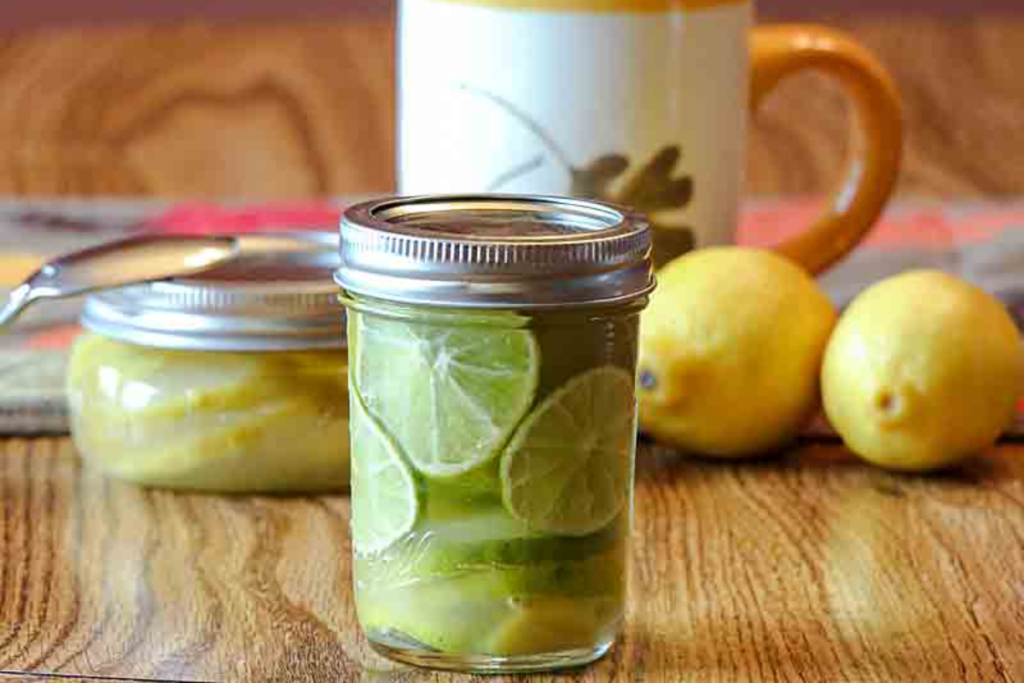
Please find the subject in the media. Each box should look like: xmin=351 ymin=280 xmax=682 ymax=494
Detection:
xmin=66 ymin=232 xmax=350 ymax=493
xmin=67 ymin=336 xmax=348 ymax=492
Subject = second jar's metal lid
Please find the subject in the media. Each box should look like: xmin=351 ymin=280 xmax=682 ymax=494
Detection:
xmin=82 ymin=232 xmax=346 ymax=351
xmin=336 ymin=194 xmax=655 ymax=309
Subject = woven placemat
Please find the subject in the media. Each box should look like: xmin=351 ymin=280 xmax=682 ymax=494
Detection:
xmin=1 ymin=198 xmax=1022 ymax=435
xmin=0 ymin=350 xmax=69 ymax=433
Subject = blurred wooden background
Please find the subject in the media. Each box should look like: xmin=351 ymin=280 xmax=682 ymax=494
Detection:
xmin=0 ymin=5 xmax=1021 ymax=198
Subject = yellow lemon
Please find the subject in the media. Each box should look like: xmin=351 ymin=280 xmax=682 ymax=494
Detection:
xmin=822 ymin=270 xmax=1024 ymax=471
xmin=638 ymin=247 xmax=837 ymax=457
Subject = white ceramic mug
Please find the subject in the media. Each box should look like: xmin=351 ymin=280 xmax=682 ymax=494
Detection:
xmin=398 ymin=0 xmax=902 ymax=272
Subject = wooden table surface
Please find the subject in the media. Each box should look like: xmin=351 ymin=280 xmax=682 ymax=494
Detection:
xmin=0 ymin=12 xmax=1023 ymax=198
xmin=2 ymin=10 xmax=1024 ymax=683
xmin=3 ymin=438 xmax=1024 ymax=682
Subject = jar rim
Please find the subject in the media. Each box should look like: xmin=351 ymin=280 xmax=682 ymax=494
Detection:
xmin=81 ymin=232 xmax=347 ymax=351
xmin=336 ymin=194 xmax=655 ymax=310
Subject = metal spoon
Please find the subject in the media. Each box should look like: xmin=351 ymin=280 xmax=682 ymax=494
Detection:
xmin=0 ymin=234 xmax=240 ymax=329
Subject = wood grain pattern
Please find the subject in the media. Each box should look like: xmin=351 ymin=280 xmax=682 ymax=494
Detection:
xmin=0 ymin=18 xmax=394 ymax=198
xmin=0 ymin=14 xmax=1022 ymax=199
xmin=2 ymin=437 xmax=1024 ymax=680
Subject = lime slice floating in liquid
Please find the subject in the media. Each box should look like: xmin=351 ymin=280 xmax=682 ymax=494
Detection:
xmin=350 ymin=389 xmax=419 ymax=555
xmin=501 ymin=366 xmax=636 ymax=536
xmin=352 ymin=312 xmax=540 ymax=479
xmin=485 ymin=595 xmax=621 ymax=657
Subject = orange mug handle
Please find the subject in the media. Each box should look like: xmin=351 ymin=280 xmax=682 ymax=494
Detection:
xmin=751 ymin=25 xmax=903 ymax=274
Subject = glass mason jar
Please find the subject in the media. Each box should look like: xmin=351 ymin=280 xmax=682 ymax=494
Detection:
xmin=66 ymin=233 xmax=351 ymax=493
xmin=336 ymin=195 xmax=654 ymax=673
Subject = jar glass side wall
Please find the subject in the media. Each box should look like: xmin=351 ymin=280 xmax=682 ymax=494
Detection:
xmin=346 ymin=296 xmax=641 ymax=671
xmin=66 ymin=333 xmax=350 ymax=493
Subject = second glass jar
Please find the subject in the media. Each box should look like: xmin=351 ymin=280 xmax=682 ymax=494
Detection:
xmin=66 ymin=232 xmax=351 ymax=493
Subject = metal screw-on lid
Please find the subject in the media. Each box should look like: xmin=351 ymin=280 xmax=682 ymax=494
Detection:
xmin=336 ymin=195 xmax=654 ymax=309
xmin=82 ymin=232 xmax=346 ymax=351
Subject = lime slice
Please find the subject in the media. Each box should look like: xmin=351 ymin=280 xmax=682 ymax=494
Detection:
xmin=485 ymin=595 xmax=621 ymax=657
xmin=421 ymin=462 xmax=504 ymax=520
xmin=358 ymin=572 xmax=621 ymax=656
xmin=350 ymin=390 xmax=419 ymax=555
xmin=361 ymin=537 xmax=628 ymax=599
xmin=501 ymin=366 xmax=636 ymax=536
xmin=355 ymin=535 xmax=626 ymax=655
xmin=365 ymin=509 xmax=625 ymax=584
xmin=352 ymin=312 xmax=539 ymax=478
xmin=356 ymin=570 xmax=520 ymax=654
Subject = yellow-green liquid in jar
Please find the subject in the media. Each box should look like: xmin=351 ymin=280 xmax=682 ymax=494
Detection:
xmin=347 ymin=299 xmax=639 ymax=658
xmin=66 ymin=333 xmax=350 ymax=492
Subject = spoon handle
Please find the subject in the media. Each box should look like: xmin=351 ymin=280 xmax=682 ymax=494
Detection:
xmin=0 ymin=283 xmax=34 ymax=329
xmin=0 ymin=259 xmax=93 ymax=330
xmin=0 ymin=234 xmax=239 ymax=332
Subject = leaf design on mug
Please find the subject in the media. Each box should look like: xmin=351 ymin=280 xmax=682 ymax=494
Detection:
xmin=570 ymin=154 xmax=630 ymax=198
xmin=616 ymin=146 xmax=693 ymax=213
xmin=462 ymin=83 xmax=697 ymax=267
xmin=649 ymin=223 xmax=696 ymax=268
